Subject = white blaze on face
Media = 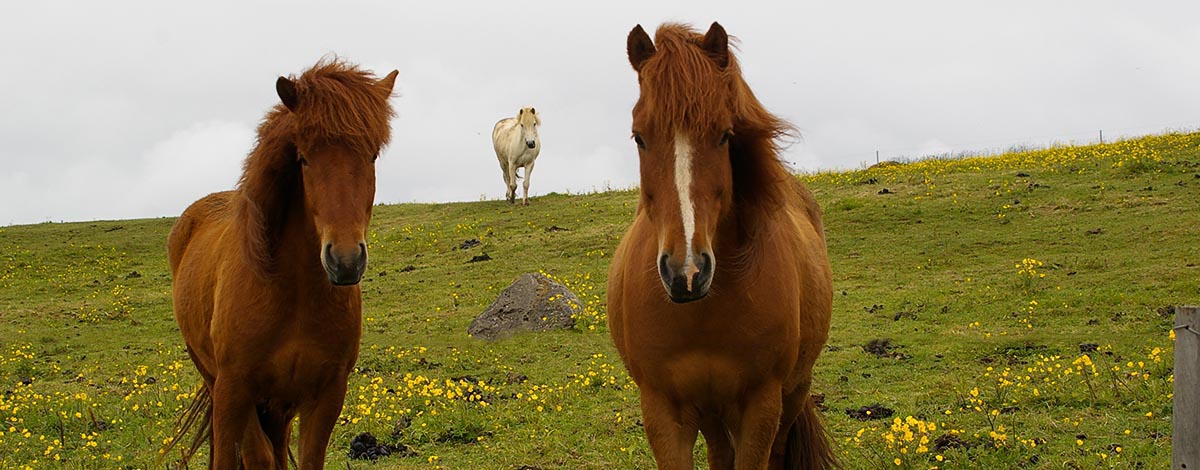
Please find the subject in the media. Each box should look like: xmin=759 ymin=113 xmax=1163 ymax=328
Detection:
xmin=673 ymin=132 xmax=699 ymax=287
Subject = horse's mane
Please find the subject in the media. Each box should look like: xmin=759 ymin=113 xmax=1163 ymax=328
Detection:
xmin=236 ymin=58 xmax=395 ymax=275
xmin=638 ymin=24 xmax=814 ymax=242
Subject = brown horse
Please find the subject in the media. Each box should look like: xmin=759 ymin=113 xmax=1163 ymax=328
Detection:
xmin=607 ymin=23 xmax=837 ymax=470
xmin=164 ymin=59 xmax=397 ymax=469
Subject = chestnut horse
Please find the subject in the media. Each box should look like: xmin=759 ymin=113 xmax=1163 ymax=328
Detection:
xmin=607 ymin=23 xmax=837 ymax=469
xmin=164 ymin=59 xmax=397 ymax=469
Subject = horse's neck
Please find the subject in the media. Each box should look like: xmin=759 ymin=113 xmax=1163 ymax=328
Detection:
xmin=273 ymin=196 xmax=326 ymax=281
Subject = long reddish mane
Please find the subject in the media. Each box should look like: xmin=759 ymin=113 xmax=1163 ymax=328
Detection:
xmin=635 ymin=23 xmax=822 ymax=254
xmin=236 ymin=59 xmax=395 ymax=272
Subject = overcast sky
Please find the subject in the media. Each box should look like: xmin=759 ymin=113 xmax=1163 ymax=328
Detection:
xmin=2 ymin=1 xmax=1198 ymax=226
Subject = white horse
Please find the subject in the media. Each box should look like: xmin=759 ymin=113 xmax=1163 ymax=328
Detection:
xmin=492 ymin=107 xmax=541 ymax=205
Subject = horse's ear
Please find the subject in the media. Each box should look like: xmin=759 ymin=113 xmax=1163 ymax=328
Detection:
xmin=276 ymin=76 xmax=299 ymax=112
xmin=529 ymin=107 xmax=536 ymax=114
xmin=701 ymin=22 xmax=730 ymax=70
xmin=627 ymin=24 xmax=656 ymax=72
xmin=376 ymin=69 xmax=399 ymax=94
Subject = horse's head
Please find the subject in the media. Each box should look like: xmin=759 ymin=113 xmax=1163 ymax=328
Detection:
xmin=273 ymin=66 xmax=398 ymax=286
xmin=627 ymin=22 xmax=736 ymax=303
xmin=517 ymin=107 xmax=540 ymax=149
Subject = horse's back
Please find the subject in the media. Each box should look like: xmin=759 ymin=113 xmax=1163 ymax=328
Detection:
xmin=791 ymin=179 xmax=826 ymax=244
xmin=492 ymin=118 xmax=516 ymax=148
xmin=168 ymin=191 xmax=235 ymax=273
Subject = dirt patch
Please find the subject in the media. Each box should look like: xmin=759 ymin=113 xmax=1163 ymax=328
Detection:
xmin=544 ymin=225 xmax=570 ymax=232
xmin=980 ymin=342 xmax=1051 ymax=365
xmin=845 ymin=404 xmax=894 ymax=421
xmin=933 ymin=433 xmax=971 ymax=451
xmin=863 ymin=339 xmax=907 ymax=359
xmin=1079 ymin=343 xmax=1099 ymax=353
xmin=811 ymin=393 xmax=827 ymax=412
xmin=468 ymin=253 xmax=492 ymax=263
xmin=399 ymin=265 xmax=416 ymax=273
xmin=457 ymin=238 xmax=482 ymax=250
xmin=348 ymin=432 xmax=415 ymax=460
xmin=506 ymin=372 xmax=529 ymax=384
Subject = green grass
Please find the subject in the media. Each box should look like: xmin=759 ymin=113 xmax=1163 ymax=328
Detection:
xmin=1 ymin=131 xmax=1197 ymax=469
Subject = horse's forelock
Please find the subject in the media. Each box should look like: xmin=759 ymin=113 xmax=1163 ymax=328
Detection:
xmin=636 ymin=24 xmax=738 ymax=138
xmin=284 ymin=59 xmax=396 ymax=156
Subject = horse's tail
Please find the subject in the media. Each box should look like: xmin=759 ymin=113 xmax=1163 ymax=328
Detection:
xmin=784 ymin=394 xmax=840 ymax=470
xmin=157 ymin=383 xmax=212 ymax=468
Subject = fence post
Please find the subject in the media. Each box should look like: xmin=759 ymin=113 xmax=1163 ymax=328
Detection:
xmin=1176 ymin=305 xmax=1200 ymax=469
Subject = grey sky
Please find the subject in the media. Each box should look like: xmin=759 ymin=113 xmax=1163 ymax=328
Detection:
xmin=2 ymin=1 xmax=1197 ymax=226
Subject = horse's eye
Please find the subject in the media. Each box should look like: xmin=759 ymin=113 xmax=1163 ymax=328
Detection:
xmin=633 ymin=133 xmax=646 ymax=149
xmin=298 ymin=155 xmax=308 ymax=166
xmin=719 ymin=130 xmax=733 ymax=146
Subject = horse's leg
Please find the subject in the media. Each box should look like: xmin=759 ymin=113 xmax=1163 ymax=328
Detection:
xmin=768 ymin=382 xmax=810 ymax=469
xmin=700 ymin=415 xmax=734 ymax=470
xmin=210 ymin=378 xmax=255 ymax=470
xmin=240 ymin=413 xmax=275 ymax=469
xmin=500 ymin=158 xmax=513 ymax=203
xmin=506 ymin=160 xmax=518 ymax=204
xmin=639 ymin=389 xmax=698 ymax=470
xmin=521 ymin=161 xmax=535 ymax=205
xmin=296 ymin=382 xmax=348 ymax=470
xmin=730 ymin=384 xmax=784 ymax=470
xmin=261 ymin=407 xmax=295 ymax=470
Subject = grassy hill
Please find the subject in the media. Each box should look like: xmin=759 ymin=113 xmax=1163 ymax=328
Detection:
xmin=1 ymin=131 xmax=1197 ymax=468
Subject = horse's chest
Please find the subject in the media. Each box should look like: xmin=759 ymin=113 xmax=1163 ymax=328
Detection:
xmin=655 ymin=351 xmax=748 ymax=401
xmin=264 ymin=335 xmax=357 ymax=393
xmin=625 ymin=315 xmax=796 ymax=400
xmin=512 ymin=148 xmax=538 ymax=166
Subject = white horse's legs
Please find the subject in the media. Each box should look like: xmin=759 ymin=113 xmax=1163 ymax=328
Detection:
xmin=521 ymin=161 xmax=535 ymax=206
xmin=506 ymin=160 xmax=519 ymax=204
xmin=500 ymin=159 xmax=514 ymax=203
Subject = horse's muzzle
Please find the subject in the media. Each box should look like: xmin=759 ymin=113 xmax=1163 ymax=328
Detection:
xmin=525 ymin=140 xmax=536 ymax=149
xmin=323 ymin=242 xmax=367 ymax=286
xmin=659 ymin=252 xmax=713 ymax=303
